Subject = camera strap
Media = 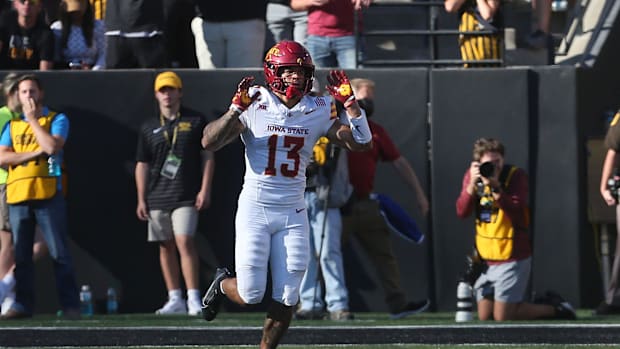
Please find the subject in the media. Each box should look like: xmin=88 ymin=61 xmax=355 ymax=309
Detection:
xmin=499 ymin=164 xmax=517 ymax=190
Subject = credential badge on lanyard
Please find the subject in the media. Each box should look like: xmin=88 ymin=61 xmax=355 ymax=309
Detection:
xmin=159 ymin=114 xmax=182 ymax=180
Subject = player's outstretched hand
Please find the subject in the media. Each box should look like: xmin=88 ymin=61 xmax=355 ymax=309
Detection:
xmin=326 ymin=70 xmax=355 ymax=107
xmin=231 ymin=76 xmax=260 ymax=113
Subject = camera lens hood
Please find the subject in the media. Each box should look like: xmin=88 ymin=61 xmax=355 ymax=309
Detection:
xmin=479 ymin=161 xmax=495 ymax=178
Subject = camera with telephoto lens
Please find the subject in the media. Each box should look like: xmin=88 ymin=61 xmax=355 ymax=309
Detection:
xmin=608 ymin=172 xmax=620 ymax=201
xmin=460 ymin=248 xmax=486 ymax=286
xmin=479 ymin=161 xmax=495 ymax=178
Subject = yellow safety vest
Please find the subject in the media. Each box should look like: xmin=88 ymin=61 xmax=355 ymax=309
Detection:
xmin=475 ymin=166 xmax=530 ymax=261
xmin=6 ymin=112 xmax=58 ymax=204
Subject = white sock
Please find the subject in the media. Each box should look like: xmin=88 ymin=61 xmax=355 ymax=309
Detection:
xmin=187 ymin=289 xmax=200 ymax=301
xmin=168 ymin=289 xmax=182 ymax=301
xmin=2 ymin=273 xmax=14 ymax=288
xmin=219 ymin=282 xmax=226 ymax=295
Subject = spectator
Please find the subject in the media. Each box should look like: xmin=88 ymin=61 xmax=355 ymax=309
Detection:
xmin=104 ymin=0 xmax=169 ymax=69
xmin=50 ymin=0 xmax=106 ymax=70
xmin=290 ymin=0 xmax=372 ymax=69
xmin=0 ymin=74 xmax=80 ymax=319
xmin=265 ymin=0 xmax=307 ymax=49
xmin=296 ymin=136 xmax=353 ymax=321
xmin=89 ymin=0 xmax=104 ymax=20
xmin=343 ymin=77 xmax=430 ymax=319
xmin=164 ymin=0 xmax=197 ymax=68
xmin=0 ymin=73 xmax=48 ymax=315
xmin=444 ymin=0 xmax=503 ymax=67
xmin=42 ymin=0 xmax=60 ymax=24
xmin=526 ymin=0 xmax=552 ymax=50
xmin=191 ymin=0 xmax=267 ymax=69
xmin=595 ymin=110 xmax=620 ymax=315
xmin=455 ymin=137 xmax=576 ymax=321
xmin=200 ymin=41 xmax=371 ymax=348
xmin=0 ymin=0 xmax=55 ymax=70
xmin=135 ymin=71 xmax=215 ymax=316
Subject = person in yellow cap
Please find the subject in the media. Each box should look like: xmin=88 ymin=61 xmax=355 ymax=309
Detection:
xmin=135 ymin=71 xmax=215 ymax=315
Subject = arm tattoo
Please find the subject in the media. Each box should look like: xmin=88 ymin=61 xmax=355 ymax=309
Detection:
xmin=202 ymin=110 xmax=243 ymax=151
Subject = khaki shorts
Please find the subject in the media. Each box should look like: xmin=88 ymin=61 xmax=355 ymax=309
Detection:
xmin=147 ymin=206 xmax=198 ymax=242
xmin=0 ymin=184 xmax=10 ymax=232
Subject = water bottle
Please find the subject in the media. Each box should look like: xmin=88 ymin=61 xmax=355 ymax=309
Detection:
xmin=79 ymin=285 xmax=93 ymax=317
xmin=48 ymin=155 xmax=61 ymax=177
xmin=106 ymin=287 xmax=118 ymax=314
xmin=455 ymin=281 xmax=474 ymax=322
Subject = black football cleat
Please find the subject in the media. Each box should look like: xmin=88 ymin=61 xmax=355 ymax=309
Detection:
xmin=201 ymin=267 xmax=232 ymax=321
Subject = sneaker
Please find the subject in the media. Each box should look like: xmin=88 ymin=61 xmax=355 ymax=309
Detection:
xmin=543 ymin=291 xmax=576 ymax=320
xmin=328 ymin=309 xmax=354 ymax=321
xmin=155 ymin=297 xmax=187 ymax=315
xmin=593 ymin=301 xmax=620 ymax=316
xmin=555 ymin=301 xmax=577 ymax=320
xmin=0 ymin=307 xmax=31 ymax=320
xmin=0 ymin=282 xmax=7 ymax=304
xmin=187 ymin=298 xmax=202 ymax=316
xmin=526 ymin=30 xmax=551 ymax=50
xmin=1 ymin=291 xmax=15 ymax=315
xmin=294 ymin=308 xmax=326 ymax=320
xmin=390 ymin=299 xmax=430 ymax=319
xmin=201 ymin=267 xmax=232 ymax=321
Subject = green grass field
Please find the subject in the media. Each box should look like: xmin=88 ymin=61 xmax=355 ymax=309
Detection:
xmin=1 ymin=310 xmax=619 ymax=348
xmin=6 ymin=345 xmax=620 ymax=349
xmin=0 ymin=309 xmax=613 ymax=327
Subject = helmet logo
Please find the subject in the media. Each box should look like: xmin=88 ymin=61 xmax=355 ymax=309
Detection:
xmin=265 ymin=47 xmax=281 ymax=61
xmin=296 ymin=58 xmax=303 ymax=65
xmin=337 ymin=83 xmax=352 ymax=97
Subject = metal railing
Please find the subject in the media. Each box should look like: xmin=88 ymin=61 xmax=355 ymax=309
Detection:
xmin=355 ymin=1 xmax=504 ymax=67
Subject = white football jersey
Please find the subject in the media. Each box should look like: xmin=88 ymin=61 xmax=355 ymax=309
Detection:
xmin=238 ymin=86 xmax=337 ymax=206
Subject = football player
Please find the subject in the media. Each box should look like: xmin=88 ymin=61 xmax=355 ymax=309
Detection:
xmin=200 ymin=40 xmax=372 ymax=348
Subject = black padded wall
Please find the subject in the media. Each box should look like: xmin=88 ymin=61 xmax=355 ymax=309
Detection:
xmin=0 ymin=66 xmax=593 ymax=313
xmin=530 ymin=67 xmax=598 ymax=307
xmin=429 ymin=68 xmax=531 ymax=310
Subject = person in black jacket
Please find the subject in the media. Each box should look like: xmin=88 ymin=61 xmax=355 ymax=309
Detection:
xmin=104 ymin=0 xmax=168 ymax=68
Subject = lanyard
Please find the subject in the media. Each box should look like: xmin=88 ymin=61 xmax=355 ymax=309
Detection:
xmin=160 ymin=113 xmax=179 ymax=152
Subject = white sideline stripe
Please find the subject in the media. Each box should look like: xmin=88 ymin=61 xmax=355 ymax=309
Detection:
xmin=4 ymin=323 xmax=620 ymax=330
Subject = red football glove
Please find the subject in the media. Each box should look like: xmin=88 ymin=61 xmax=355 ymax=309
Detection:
xmin=230 ymin=76 xmax=260 ymax=113
xmin=326 ymin=70 xmax=355 ymax=107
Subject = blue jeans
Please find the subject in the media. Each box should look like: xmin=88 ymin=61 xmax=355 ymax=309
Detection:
xmin=266 ymin=3 xmax=308 ymax=47
xmin=299 ymin=191 xmax=349 ymax=312
xmin=10 ymin=193 xmax=79 ymax=314
xmin=305 ymin=35 xmax=359 ymax=69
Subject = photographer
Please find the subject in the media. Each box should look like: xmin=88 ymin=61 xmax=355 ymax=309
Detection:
xmin=456 ymin=138 xmax=575 ymax=321
xmin=596 ymin=111 xmax=620 ymax=315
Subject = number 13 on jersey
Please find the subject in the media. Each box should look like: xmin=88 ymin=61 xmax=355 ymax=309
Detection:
xmin=264 ymin=134 xmax=305 ymax=178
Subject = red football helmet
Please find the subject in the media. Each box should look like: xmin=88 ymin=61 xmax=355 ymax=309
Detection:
xmin=264 ymin=40 xmax=315 ymax=96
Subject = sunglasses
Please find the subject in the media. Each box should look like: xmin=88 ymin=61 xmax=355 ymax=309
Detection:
xmin=16 ymin=0 xmax=40 ymax=5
